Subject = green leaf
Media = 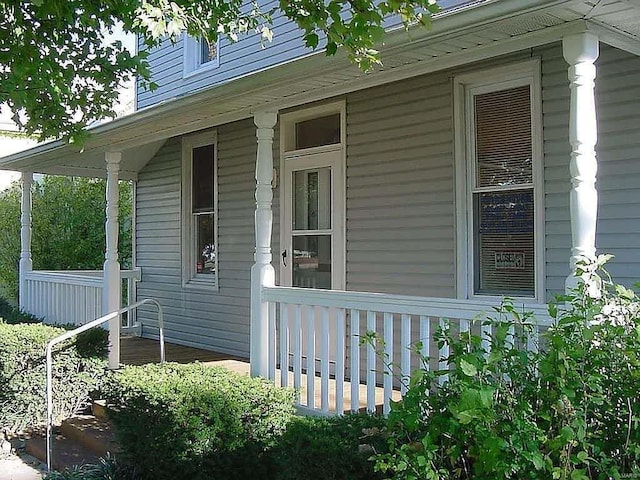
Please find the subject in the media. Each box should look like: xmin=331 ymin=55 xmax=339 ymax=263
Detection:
xmin=305 ymin=33 xmax=319 ymax=49
xmin=460 ymin=359 xmax=477 ymax=377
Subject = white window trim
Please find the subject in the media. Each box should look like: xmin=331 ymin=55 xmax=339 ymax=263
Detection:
xmin=453 ymin=59 xmax=545 ymax=303
xmin=279 ymin=101 xmax=347 ymax=290
xmin=183 ymin=34 xmax=220 ymax=78
xmin=181 ymin=130 xmax=219 ymax=291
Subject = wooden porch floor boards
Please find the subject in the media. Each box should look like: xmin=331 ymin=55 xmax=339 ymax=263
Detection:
xmin=119 ymin=336 xmax=400 ymax=413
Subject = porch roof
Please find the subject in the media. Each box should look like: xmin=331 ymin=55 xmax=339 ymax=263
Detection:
xmin=1 ymin=0 xmax=640 ymax=180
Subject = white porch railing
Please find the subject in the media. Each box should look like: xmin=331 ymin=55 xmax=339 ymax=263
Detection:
xmin=262 ymin=286 xmax=551 ymax=416
xmin=23 ymin=269 xmax=141 ymax=327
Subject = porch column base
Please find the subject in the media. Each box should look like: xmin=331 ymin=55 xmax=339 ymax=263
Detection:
xmin=250 ymin=111 xmax=278 ymax=378
xmin=563 ymin=32 xmax=599 ymax=293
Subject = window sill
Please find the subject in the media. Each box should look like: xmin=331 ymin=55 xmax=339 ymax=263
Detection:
xmin=183 ymin=277 xmax=219 ymax=292
xmin=183 ymin=60 xmax=220 ymax=80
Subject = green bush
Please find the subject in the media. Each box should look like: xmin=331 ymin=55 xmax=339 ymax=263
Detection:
xmin=374 ymin=255 xmax=640 ymax=480
xmin=271 ymin=413 xmax=389 ymax=480
xmin=44 ymin=453 xmax=140 ymax=480
xmin=102 ymin=363 xmax=296 ymax=480
xmin=0 ymin=321 xmax=108 ymax=433
xmin=0 ymin=296 xmax=42 ymax=324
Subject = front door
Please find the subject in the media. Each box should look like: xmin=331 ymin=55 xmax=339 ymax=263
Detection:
xmin=281 ymin=147 xmax=344 ymax=290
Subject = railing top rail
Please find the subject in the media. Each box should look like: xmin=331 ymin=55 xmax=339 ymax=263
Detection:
xmin=24 ymin=268 xmax=141 ymax=285
xmin=262 ymin=285 xmax=551 ymax=324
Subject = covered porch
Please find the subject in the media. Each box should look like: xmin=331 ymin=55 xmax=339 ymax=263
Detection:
xmin=2 ymin=0 xmax=640 ymax=416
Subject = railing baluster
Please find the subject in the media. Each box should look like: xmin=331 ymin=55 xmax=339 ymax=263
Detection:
xmin=419 ymin=316 xmax=430 ymax=397
xmin=292 ymin=304 xmax=302 ymax=402
xmin=401 ymin=314 xmax=411 ymax=395
xmin=481 ymin=322 xmax=491 ymax=355
xmin=320 ymin=307 xmax=330 ymax=413
xmin=439 ymin=317 xmax=449 ymax=385
xmin=366 ymin=310 xmax=376 ymax=413
xmin=280 ymin=304 xmax=290 ymax=388
xmin=268 ymin=301 xmax=276 ymax=381
xmin=335 ymin=308 xmax=345 ymax=414
xmin=306 ymin=306 xmax=316 ymax=409
xmin=383 ymin=312 xmax=393 ymax=415
xmin=350 ymin=309 xmax=360 ymax=412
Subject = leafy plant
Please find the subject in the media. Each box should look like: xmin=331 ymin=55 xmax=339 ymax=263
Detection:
xmin=101 ymin=362 xmax=296 ymax=480
xmin=0 ymin=176 xmax=133 ymax=302
xmin=44 ymin=453 xmax=140 ymax=480
xmin=0 ymin=321 xmax=108 ymax=433
xmin=271 ymin=412 xmax=389 ymax=480
xmin=374 ymin=255 xmax=640 ymax=480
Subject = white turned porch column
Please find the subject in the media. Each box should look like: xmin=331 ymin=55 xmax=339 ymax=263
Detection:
xmin=250 ymin=111 xmax=278 ymax=378
xmin=104 ymin=152 xmax=121 ymax=369
xmin=19 ymin=172 xmax=33 ymax=311
xmin=563 ymin=32 xmax=599 ymax=292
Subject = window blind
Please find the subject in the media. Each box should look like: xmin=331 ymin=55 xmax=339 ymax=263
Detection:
xmin=475 ymin=85 xmax=532 ymax=188
xmin=472 ymin=85 xmax=535 ymax=296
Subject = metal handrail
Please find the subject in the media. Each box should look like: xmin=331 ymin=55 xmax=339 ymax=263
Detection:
xmin=45 ymin=298 xmax=164 ymax=472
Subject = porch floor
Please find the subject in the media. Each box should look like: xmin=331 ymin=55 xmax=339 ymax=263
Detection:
xmin=119 ymin=336 xmax=401 ymax=413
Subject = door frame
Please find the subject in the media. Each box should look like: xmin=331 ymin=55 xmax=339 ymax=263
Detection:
xmin=279 ymin=101 xmax=346 ymax=290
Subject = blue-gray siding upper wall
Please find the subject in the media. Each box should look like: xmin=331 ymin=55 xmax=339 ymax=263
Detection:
xmin=136 ymin=0 xmax=476 ymax=109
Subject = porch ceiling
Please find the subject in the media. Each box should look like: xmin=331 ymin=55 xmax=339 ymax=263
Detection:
xmin=1 ymin=0 xmax=640 ymax=180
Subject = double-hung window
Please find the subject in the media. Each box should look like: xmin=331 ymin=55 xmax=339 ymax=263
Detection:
xmin=455 ymin=61 xmax=543 ymax=300
xmin=182 ymin=131 xmax=218 ymax=288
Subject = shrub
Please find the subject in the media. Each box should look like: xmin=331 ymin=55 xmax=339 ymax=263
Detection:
xmin=0 ymin=296 xmax=42 ymax=324
xmin=374 ymin=255 xmax=640 ymax=480
xmin=102 ymin=363 xmax=296 ymax=480
xmin=270 ymin=412 xmax=389 ymax=480
xmin=0 ymin=321 xmax=108 ymax=433
xmin=44 ymin=453 xmax=140 ymax=480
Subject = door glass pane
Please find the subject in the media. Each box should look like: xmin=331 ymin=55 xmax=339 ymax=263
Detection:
xmin=195 ymin=213 xmax=215 ymax=275
xmin=474 ymin=189 xmax=534 ymax=296
xmin=293 ymin=168 xmax=331 ymax=230
xmin=293 ymin=235 xmax=331 ymax=289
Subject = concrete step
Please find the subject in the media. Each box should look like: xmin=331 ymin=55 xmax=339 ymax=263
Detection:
xmin=60 ymin=415 xmax=118 ymax=458
xmin=25 ymin=432 xmax=100 ymax=473
xmin=91 ymin=400 xmax=109 ymax=420
xmin=24 ymin=410 xmax=119 ymax=473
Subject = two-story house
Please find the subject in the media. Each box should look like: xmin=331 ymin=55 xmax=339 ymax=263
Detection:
xmin=2 ymin=0 xmax=640 ymax=414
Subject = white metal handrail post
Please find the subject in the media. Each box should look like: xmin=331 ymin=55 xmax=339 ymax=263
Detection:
xmin=45 ymin=298 xmax=164 ymax=472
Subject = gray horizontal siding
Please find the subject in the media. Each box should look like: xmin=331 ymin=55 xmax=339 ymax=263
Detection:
xmin=593 ymin=45 xmax=640 ymax=287
xmin=540 ymin=42 xmax=571 ymax=299
xmin=136 ymin=119 xmax=260 ymax=357
xmin=542 ymin=42 xmax=640 ymax=295
xmin=133 ymin=42 xmax=640 ymax=356
xmin=346 ymin=73 xmax=456 ymax=297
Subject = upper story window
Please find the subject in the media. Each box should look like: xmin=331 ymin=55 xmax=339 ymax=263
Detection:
xmin=182 ymin=131 xmax=218 ymax=289
xmin=455 ymin=61 xmax=543 ymax=301
xmin=183 ymin=35 xmax=220 ymax=77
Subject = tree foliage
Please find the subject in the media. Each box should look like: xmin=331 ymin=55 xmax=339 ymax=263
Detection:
xmin=0 ymin=176 xmax=132 ymax=301
xmin=0 ymin=0 xmax=440 ymax=143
